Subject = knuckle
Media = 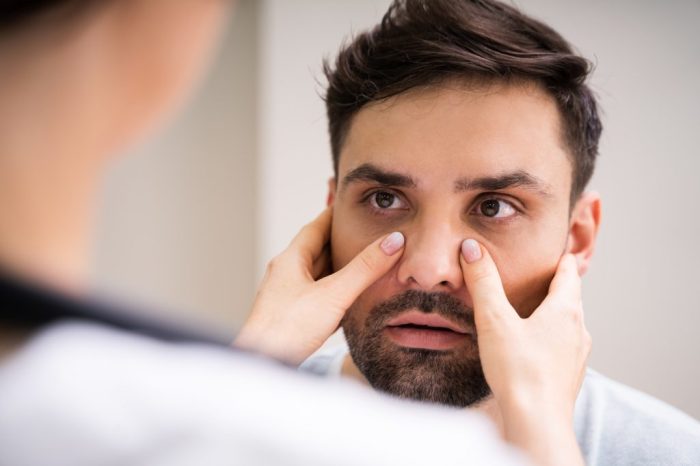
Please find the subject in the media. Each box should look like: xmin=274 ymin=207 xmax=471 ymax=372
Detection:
xmin=297 ymin=222 xmax=317 ymax=243
xmin=266 ymin=254 xmax=286 ymax=275
xmin=356 ymin=250 xmax=378 ymax=274
xmin=557 ymin=297 xmax=583 ymax=324
xmin=569 ymin=307 xmax=583 ymax=324
xmin=485 ymin=305 xmax=509 ymax=323
xmin=300 ymin=220 xmax=316 ymax=234
xmin=265 ymin=257 xmax=279 ymax=273
xmin=468 ymin=266 xmax=492 ymax=286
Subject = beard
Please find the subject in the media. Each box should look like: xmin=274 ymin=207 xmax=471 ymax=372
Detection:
xmin=342 ymin=290 xmax=491 ymax=408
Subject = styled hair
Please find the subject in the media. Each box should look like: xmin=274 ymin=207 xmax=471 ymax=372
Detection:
xmin=324 ymin=0 xmax=602 ymax=201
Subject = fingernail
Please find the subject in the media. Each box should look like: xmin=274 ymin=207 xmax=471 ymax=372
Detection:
xmin=380 ymin=232 xmax=404 ymax=255
xmin=461 ymin=239 xmax=482 ymax=264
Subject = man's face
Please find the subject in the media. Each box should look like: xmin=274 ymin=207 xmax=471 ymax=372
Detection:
xmin=329 ymin=81 xmax=574 ymax=407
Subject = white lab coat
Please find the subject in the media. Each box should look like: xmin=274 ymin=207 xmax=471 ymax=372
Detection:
xmin=0 ymin=321 xmax=526 ymax=466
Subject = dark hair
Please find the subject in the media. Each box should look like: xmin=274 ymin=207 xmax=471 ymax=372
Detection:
xmin=324 ymin=0 xmax=602 ymax=201
xmin=0 ymin=0 xmax=93 ymax=32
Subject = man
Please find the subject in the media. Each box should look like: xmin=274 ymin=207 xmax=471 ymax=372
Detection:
xmin=296 ymin=0 xmax=700 ymax=464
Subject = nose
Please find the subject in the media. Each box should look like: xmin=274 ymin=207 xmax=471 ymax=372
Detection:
xmin=396 ymin=217 xmax=465 ymax=292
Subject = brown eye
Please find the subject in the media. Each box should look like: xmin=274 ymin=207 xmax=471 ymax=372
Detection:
xmin=480 ymin=199 xmax=500 ymax=217
xmin=475 ymin=198 xmax=517 ymax=219
xmin=373 ymin=191 xmax=398 ymax=209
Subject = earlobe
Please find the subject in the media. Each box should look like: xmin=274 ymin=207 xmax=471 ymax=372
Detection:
xmin=327 ymin=177 xmax=337 ymax=207
xmin=566 ymin=192 xmax=602 ymax=276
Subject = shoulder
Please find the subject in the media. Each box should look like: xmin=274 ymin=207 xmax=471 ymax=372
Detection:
xmin=0 ymin=321 xmax=320 ymax=465
xmin=576 ymin=369 xmax=700 ymax=466
xmin=0 ymin=322 xmax=525 ymax=466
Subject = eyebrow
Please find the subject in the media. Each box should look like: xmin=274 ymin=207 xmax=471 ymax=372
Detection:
xmin=454 ymin=170 xmax=553 ymax=197
xmin=340 ymin=163 xmax=417 ymax=191
xmin=340 ymin=163 xmax=552 ymax=198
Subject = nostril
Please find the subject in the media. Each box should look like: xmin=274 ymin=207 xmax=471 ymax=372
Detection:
xmin=439 ymin=280 xmax=449 ymax=286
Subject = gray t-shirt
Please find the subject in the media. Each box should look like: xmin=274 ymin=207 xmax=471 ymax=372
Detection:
xmin=302 ymin=340 xmax=700 ymax=466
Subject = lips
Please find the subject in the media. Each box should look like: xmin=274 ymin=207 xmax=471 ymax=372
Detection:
xmin=384 ymin=310 xmax=471 ymax=351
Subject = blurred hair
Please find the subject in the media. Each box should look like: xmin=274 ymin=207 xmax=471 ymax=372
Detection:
xmin=324 ymin=0 xmax=602 ymax=202
xmin=0 ymin=0 xmax=95 ymax=33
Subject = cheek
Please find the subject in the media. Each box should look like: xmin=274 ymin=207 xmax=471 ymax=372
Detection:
xmin=331 ymin=214 xmax=394 ymax=326
xmin=485 ymin=210 xmax=569 ymax=317
xmin=330 ymin=222 xmax=362 ymax=272
xmin=492 ymin=238 xmax=563 ymax=317
xmin=106 ymin=2 xmax=229 ymax=156
xmin=118 ymin=2 xmax=228 ymax=126
xmin=503 ymin=265 xmax=556 ymax=317
xmin=330 ymin=208 xmax=390 ymax=271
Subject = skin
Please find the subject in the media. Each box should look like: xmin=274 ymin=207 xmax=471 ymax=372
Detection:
xmin=0 ymin=0 xmax=231 ymax=354
xmin=327 ymin=80 xmax=600 ymax=427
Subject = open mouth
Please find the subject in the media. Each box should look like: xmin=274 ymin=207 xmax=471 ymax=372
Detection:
xmin=384 ymin=311 xmax=470 ymax=351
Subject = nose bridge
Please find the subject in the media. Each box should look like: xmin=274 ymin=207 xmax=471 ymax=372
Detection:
xmin=397 ymin=211 xmax=464 ymax=291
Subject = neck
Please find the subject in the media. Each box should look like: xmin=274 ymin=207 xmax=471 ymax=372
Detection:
xmin=340 ymin=354 xmax=506 ymax=437
xmin=0 ymin=153 xmax=99 ymax=293
xmin=0 ymin=25 xmax=107 ymax=294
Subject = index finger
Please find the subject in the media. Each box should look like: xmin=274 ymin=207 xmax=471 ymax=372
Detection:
xmin=317 ymin=231 xmax=404 ymax=311
xmin=459 ymin=239 xmax=515 ymax=324
xmin=540 ymin=253 xmax=582 ymax=308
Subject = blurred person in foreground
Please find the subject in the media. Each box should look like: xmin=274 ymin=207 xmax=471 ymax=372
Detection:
xmin=0 ymin=1 xmax=592 ymax=465
xmin=237 ymin=1 xmax=700 ymax=465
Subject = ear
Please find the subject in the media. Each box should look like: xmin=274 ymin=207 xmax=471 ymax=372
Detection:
xmin=566 ymin=191 xmax=601 ymax=276
xmin=326 ymin=177 xmax=337 ymax=206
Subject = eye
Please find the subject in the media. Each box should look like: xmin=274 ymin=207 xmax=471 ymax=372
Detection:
xmin=473 ymin=198 xmax=517 ymax=219
xmin=368 ymin=190 xmax=406 ymax=210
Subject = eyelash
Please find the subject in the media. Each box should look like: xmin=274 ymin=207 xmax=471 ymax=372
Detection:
xmin=361 ymin=189 xmax=522 ymax=222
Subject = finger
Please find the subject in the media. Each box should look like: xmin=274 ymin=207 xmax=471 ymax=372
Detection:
xmin=570 ymin=328 xmax=592 ymax=395
xmin=287 ymin=207 xmax=333 ymax=267
xmin=539 ymin=254 xmax=582 ymax=311
xmin=548 ymin=254 xmax=581 ymax=296
xmin=311 ymin=244 xmax=332 ymax=280
xmin=318 ymin=232 xmax=405 ymax=310
xmin=459 ymin=239 xmax=515 ymax=324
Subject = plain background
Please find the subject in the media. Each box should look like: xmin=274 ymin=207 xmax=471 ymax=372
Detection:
xmin=93 ymin=0 xmax=700 ymax=419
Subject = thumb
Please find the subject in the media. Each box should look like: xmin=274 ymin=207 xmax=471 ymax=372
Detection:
xmin=459 ymin=239 xmax=515 ymax=326
xmin=318 ymin=232 xmax=405 ymax=310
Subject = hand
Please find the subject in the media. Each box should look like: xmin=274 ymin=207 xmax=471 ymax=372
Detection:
xmin=460 ymin=239 xmax=590 ymax=466
xmin=234 ymin=208 xmax=405 ymax=366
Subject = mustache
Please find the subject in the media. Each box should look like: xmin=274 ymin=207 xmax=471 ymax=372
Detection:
xmin=369 ymin=290 xmax=474 ymax=329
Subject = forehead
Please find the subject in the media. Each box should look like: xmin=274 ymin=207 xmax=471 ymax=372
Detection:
xmin=338 ymin=81 xmax=572 ymax=193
